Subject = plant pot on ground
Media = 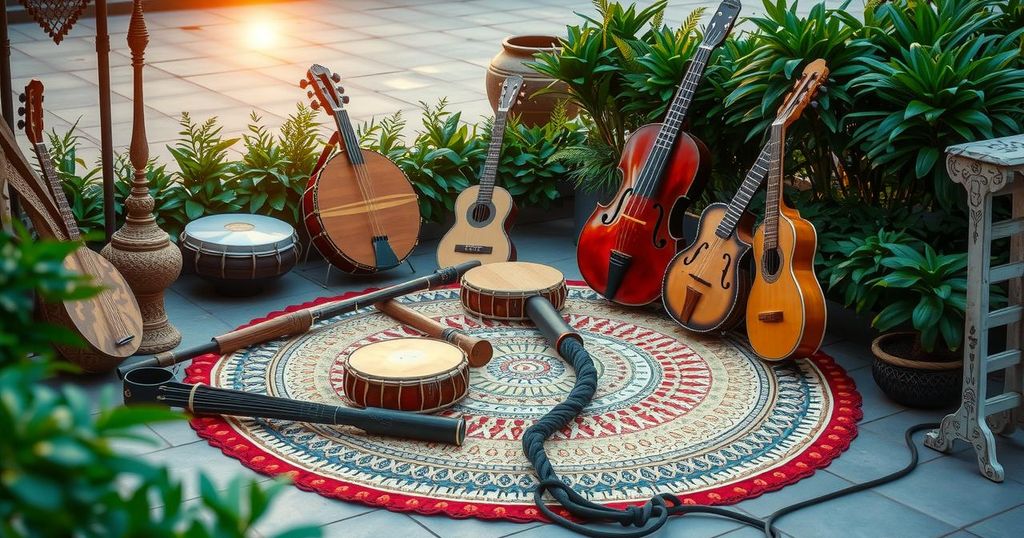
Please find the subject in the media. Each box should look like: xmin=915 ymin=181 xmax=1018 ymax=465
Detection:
xmin=871 ymin=331 xmax=962 ymax=409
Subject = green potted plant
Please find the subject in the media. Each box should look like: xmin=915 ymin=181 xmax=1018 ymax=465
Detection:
xmin=832 ymin=234 xmax=969 ymax=407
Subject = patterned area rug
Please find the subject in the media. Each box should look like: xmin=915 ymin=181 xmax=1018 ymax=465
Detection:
xmin=186 ymin=284 xmax=862 ymax=522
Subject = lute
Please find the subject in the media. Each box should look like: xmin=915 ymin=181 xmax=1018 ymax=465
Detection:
xmin=436 ymin=75 xmax=525 ymax=267
xmin=662 ymin=69 xmax=824 ymax=333
xmin=576 ymin=0 xmax=741 ymax=306
xmin=745 ymin=60 xmax=829 ymax=361
xmin=19 ymin=79 xmax=144 ymax=372
xmin=300 ymin=64 xmax=421 ymax=274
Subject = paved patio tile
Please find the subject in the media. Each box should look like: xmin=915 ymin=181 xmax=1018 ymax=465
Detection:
xmin=733 ymin=470 xmax=853 ymax=518
xmin=319 ymin=510 xmax=437 ymax=538
xmin=771 ymin=489 xmax=955 ymax=538
xmin=872 ymin=455 xmax=1024 ymax=528
xmin=139 ymin=439 xmax=273 ymax=504
xmin=820 ymin=338 xmax=874 ymax=373
xmin=966 ymin=504 xmax=1024 ymax=538
xmin=255 ymin=487 xmax=376 ymax=535
xmin=408 ymin=513 xmax=541 ymax=538
xmin=845 ymin=365 xmax=908 ymax=422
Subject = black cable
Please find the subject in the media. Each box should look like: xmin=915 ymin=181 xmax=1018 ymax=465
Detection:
xmin=522 ymin=337 xmax=938 ymax=538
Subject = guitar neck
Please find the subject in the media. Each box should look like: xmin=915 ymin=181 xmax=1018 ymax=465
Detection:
xmin=33 ymin=143 xmax=80 ymax=241
xmin=762 ymin=124 xmax=785 ymax=251
xmin=635 ymin=45 xmax=713 ymax=197
xmin=715 ymin=144 xmax=771 ymax=238
xmin=476 ymin=110 xmax=509 ymax=205
xmin=332 ymin=107 xmax=365 ymax=165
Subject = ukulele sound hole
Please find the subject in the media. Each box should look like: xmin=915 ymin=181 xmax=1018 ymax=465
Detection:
xmin=762 ymin=248 xmax=782 ymax=279
xmin=469 ymin=203 xmax=494 ymax=226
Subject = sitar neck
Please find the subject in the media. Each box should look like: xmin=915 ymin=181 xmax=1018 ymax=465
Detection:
xmin=715 ymin=144 xmax=771 ymax=238
xmin=635 ymin=45 xmax=714 ymax=198
xmin=33 ymin=142 xmax=80 ymax=241
xmin=476 ymin=110 xmax=509 ymax=206
xmin=763 ymin=123 xmax=785 ymax=251
xmin=332 ymin=107 xmax=364 ymax=166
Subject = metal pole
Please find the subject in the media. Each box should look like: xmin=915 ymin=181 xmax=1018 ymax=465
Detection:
xmin=95 ymin=0 xmax=116 ymax=241
xmin=1 ymin=1 xmax=13 ymax=130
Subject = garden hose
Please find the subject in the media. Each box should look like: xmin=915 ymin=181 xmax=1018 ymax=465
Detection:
xmin=523 ymin=335 xmax=938 ymax=538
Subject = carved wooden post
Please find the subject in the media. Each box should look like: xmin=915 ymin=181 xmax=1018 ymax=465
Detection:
xmin=101 ymin=0 xmax=181 ymax=353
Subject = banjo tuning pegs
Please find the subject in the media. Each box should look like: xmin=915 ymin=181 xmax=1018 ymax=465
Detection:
xmin=299 ymin=79 xmax=309 ymax=89
xmin=331 ymin=73 xmax=341 ymax=83
xmin=16 ymin=120 xmax=24 ymax=130
xmin=17 ymin=106 xmax=24 ymax=116
xmin=341 ymin=95 xmax=350 ymax=104
xmin=336 ymin=86 xmax=345 ymax=94
xmin=307 ymin=90 xmax=314 ymax=99
xmin=310 ymin=101 xmax=321 ymax=110
xmin=18 ymin=93 xmax=25 ymax=103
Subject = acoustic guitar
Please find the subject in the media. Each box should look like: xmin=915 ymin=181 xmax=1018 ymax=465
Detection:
xmin=661 ymin=73 xmax=822 ymax=333
xmin=745 ymin=60 xmax=829 ymax=361
xmin=301 ymin=64 xmax=420 ymax=274
xmin=436 ymin=75 xmax=525 ymax=267
xmin=19 ymin=79 xmax=143 ymax=371
xmin=575 ymin=0 xmax=741 ymax=306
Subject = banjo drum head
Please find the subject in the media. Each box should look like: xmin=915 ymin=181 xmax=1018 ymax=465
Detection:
xmin=346 ymin=338 xmax=465 ymax=380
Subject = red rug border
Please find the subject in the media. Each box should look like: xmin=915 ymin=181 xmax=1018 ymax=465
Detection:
xmin=185 ymin=283 xmax=864 ymax=524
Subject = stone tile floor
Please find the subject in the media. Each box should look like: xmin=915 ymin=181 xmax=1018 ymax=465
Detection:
xmin=9 ymin=0 xmax=1022 ymax=536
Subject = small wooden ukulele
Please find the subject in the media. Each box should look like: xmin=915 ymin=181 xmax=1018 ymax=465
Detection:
xmin=662 ymin=72 xmax=822 ymax=333
xmin=575 ymin=0 xmax=741 ymax=306
xmin=20 ymin=79 xmax=143 ymax=371
xmin=436 ymin=75 xmax=525 ymax=267
xmin=301 ymin=64 xmax=420 ymax=274
xmin=745 ymin=60 xmax=829 ymax=361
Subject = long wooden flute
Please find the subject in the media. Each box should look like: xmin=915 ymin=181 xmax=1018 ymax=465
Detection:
xmin=117 ymin=261 xmax=481 ymax=378
xmin=375 ymin=300 xmax=493 ymax=367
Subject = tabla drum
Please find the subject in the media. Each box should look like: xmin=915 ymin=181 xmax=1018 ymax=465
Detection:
xmin=343 ymin=338 xmax=470 ymax=413
xmin=180 ymin=214 xmax=299 ymax=295
xmin=460 ymin=261 xmax=567 ymax=320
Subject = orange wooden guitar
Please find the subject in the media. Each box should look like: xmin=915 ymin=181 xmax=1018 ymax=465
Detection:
xmin=662 ymin=66 xmax=825 ymax=333
xmin=301 ymin=64 xmax=420 ymax=274
xmin=20 ymin=79 xmax=143 ymax=372
xmin=436 ymin=75 xmax=525 ymax=267
xmin=745 ymin=60 xmax=829 ymax=361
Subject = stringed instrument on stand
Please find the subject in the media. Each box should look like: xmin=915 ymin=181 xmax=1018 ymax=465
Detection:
xmin=662 ymin=70 xmax=825 ymax=333
xmin=745 ymin=60 xmax=829 ymax=361
xmin=301 ymin=64 xmax=420 ymax=274
xmin=19 ymin=79 xmax=143 ymax=372
xmin=436 ymin=75 xmax=525 ymax=267
xmin=575 ymin=0 xmax=741 ymax=306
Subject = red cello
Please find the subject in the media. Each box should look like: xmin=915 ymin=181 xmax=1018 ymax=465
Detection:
xmin=576 ymin=1 xmax=741 ymax=306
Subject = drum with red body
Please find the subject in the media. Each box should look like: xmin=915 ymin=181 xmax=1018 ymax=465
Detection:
xmin=342 ymin=338 xmax=469 ymax=413
xmin=459 ymin=262 xmax=567 ymax=320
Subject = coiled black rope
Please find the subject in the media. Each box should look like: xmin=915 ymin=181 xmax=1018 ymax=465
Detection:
xmin=522 ymin=337 xmax=938 ymax=538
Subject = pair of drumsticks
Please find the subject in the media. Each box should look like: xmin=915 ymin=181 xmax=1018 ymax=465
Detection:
xmin=374 ymin=300 xmax=492 ymax=367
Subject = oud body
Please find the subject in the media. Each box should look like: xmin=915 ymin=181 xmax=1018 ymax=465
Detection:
xmin=746 ymin=206 xmax=827 ymax=360
xmin=577 ymin=124 xmax=710 ymax=306
xmin=663 ymin=203 xmax=752 ymax=332
xmin=303 ymin=149 xmax=419 ymax=274
xmin=437 ymin=185 xmax=517 ymax=267
xmin=37 ymin=248 xmax=144 ymax=371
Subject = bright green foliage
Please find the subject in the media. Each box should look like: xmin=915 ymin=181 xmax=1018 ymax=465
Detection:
xmin=0 ymin=230 xmax=320 ymax=538
xmin=167 ymin=112 xmax=243 ymax=221
xmin=113 ymin=155 xmax=185 ymax=241
xmin=44 ymin=124 xmax=105 ymax=240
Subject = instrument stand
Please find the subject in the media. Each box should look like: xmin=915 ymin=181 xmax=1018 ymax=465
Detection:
xmin=925 ymin=134 xmax=1024 ymax=482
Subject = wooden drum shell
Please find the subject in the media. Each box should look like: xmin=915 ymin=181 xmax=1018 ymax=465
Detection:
xmin=342 ymin=339 xmax=470 ymax=413
xmin=180 ymin=214 xmax=299 ymax=291
xmin=459 ymin=262 xmax=567 ymax=320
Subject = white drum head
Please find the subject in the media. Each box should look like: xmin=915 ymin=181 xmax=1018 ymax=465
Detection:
xmin=347 ymin=338 xmax=464 ymax=379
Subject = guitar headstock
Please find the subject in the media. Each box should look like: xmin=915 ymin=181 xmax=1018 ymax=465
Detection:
xmin=18 ymin=79 xmax=45 ymax=144
xmin=300 ymin=64 xmax=348 ymax=113
xmin=774 ymin=59 xmax=829 ymax=128
xmin=496 ymin=75 xmax=526 ymax=113
xmin=701 ymin=0 xmax=742 ymax=49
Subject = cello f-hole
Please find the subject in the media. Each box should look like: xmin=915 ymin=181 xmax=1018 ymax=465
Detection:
xmin=650 ymin=203 xmax=667 ymax=248
xmin=720 ymin=252 xmax=732 ymax=289
xmin=682 ymin=242 xmax=708 ymax=265
xmin=601 ymin=188 xmax=633 ymax=225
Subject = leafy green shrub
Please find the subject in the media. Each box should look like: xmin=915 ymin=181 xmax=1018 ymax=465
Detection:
xmin=114 ymin=155 xmax=185 ymax=241
xmin=0 ymin=229 xmax=319 ymax=537
xmin=167 ymin=113 xmax=242 ymax=222
xmin=44 ymin=124 xmax=105 ymax=239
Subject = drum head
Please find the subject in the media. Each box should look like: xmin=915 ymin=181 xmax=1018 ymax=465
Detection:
xmin=181 ymin=213 xmax=297 ymax=255
xmin=347 ymin=338 xmax=464 ymax=379
xmin=462 ymin=261 xmax=564 ymax=295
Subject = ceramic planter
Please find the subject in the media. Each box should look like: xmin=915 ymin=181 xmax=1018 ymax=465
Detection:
xmin=871 ymin=331 xmax=962 ymax=409
xmin=486 ymin=35 xmax=577 ymax=126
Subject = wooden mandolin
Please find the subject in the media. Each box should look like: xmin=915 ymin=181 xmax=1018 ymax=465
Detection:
xmin=575 ymin=0 xmax=741 ymax=306
xmin=301 ymin=64 xmax=420 ymax=274
xmin=662 ymin=72 xmax=823 ymax=333
xmin=19 ymin=79 xmax=143 ymax=372
xmin=437 ymin=75 xmax=525 ymax=267
xmin=745 ymin=60 xmax=829 ymax=361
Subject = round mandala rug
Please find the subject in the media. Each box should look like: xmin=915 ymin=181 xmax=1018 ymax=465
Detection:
xmin=185 ymin=284 xmax=862 ymax=522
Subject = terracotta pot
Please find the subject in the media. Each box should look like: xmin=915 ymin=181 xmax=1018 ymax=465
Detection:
xmin=486 ymin=35 xmax=578 ymax=126
xmin=871 ymin=331 xmax=962 ymax=409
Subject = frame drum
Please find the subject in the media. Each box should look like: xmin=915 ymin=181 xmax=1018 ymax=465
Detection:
xmin=460 ymin=261 xmax=567 ymax=320
xmin=343 ymin=338 xmax=470 ymax=413
xmin=180 ymin=214 xmax=299 ymax=294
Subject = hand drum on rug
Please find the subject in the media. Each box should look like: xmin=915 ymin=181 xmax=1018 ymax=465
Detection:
xmin=185 ymin=284 xmax=862 ymax=522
